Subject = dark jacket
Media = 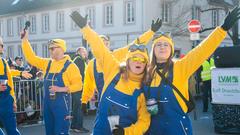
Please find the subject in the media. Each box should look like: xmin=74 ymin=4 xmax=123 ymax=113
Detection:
xmin=73 ymin=54 xmax=86 ymax=82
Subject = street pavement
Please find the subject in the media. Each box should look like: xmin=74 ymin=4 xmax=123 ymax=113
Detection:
xmin=12 ymin=99 xmax=235 ymax=135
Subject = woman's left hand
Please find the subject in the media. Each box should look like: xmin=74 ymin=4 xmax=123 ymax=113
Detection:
xmin=151 ymin=18 xmax=162 ymax=32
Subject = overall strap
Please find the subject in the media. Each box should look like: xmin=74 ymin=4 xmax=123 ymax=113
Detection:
xmin=1 ymin=58 xmax=7 ymax=77
xmin=111 ymin=73 xmax=121 ymax=85
xmin=93 ymin=58 xmax=98 ymax=78
xmin=59 ymin=60 xmax=71 ymax=74
xmin=44 ymin=60 xmax=52 ymax=79
xmin=155 ymin=64 xmax=189 ymax=104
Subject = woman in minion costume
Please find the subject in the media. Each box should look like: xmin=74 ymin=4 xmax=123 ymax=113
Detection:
xmin=82 ymin=21 xmax=161 ymax=112
xmin=71 ymin=11 xmax=152 ymax=135
xmin=144 ymin=6 xmax=240 ymax=135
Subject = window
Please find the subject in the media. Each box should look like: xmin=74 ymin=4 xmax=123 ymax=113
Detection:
xmin=29 ymin=15 xmax=37 ymax=34
xmin=18 ymin=45 xmax=23 ymax=57
xmin=42 ymin=44 xmax=49 ymax=58
xmin=162 ymin=2 xmax=171 ymax=23
xmin=56 ymin=11 xmax=64 ymax=32
xmin=86 ymin=7 xmax=95 ymax=28
xmin=125 ymin=1 xmax=135 ymax=24
xmin=7 ymin=19 xmax=13 ymax=36
xmin=0 ymin=20 xmax=3 ymax=37
xmin=17 ymin=17 xmax=25 ymax=35
xmin=71 ymin=9 xmax=80 ymax=31
xmin=212 ymin=10 xmax=219 ymax=27
xmin=42 ymin=13 xmax=50 ymax=33
xmin=104 ymin=4 xmax=113 ymax=26
xmin=31 ymin=44 xmax=38 ymax=55
xmin=7 ymin=46 xmax=14 ymax=59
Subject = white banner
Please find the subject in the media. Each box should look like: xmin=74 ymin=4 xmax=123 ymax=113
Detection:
xmin=211 ymin=68 xmax=240 ymax=105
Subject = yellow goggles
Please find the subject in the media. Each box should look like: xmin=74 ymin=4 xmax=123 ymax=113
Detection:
xmin=129 ymin=57 xmax=147 ymax=64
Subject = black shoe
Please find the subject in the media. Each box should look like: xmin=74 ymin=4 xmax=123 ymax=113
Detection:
xmin=73 ymin=127 xmax=89 ymax=133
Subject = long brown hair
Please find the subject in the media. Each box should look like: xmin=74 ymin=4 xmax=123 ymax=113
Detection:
xmin=147 ymin=43 xmax=173 ymax=85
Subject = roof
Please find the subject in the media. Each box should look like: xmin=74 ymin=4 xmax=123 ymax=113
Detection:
xmin=0 ymin=0 xmax=82 ymax=16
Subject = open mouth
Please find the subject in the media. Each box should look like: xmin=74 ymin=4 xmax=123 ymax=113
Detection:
xmin=136 ymin=66 xmax=141 ymax=69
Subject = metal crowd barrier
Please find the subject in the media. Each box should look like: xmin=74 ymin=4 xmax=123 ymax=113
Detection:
xmin=13 ymin=79 xmax=98 ymax=126
xmin=13 ymin=79 xmax=44 ymax=125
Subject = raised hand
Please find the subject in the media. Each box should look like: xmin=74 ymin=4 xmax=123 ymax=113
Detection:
xmin=70 ymin=11 xmax=88 ymax=29
xmin=221 ymin=6 xmax=240 ymax=31
xmin=151 ymin=18 xmax=162 ymax=32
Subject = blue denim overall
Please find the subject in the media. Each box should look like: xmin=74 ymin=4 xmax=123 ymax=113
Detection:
xmin=93 ymin=73 xmax=142 ymax=135
xmin=0 ymin=58 xmax=20 ymax=135
xmin=144 ymin=67 xmax=192 ymax=135
xmin=93 ymin=59 xmax=104 ymax=100
xmin=43 ymin=60 xmax=71 ymax=135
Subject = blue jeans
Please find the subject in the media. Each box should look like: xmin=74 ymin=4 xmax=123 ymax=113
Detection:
xmin=71 ymin=91 xmax=83 ymax=129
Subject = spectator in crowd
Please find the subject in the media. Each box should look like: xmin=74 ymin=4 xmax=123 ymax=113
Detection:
xmin=199 ymin=57 xmax=215 ymax=112
xmin=14 ymin=56 xmax=25 ymax=71
xmin=70 ymin=47 xmax=89 ymax=133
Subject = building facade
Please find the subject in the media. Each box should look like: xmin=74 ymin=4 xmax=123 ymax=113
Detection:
xmin=0 ymin=0 xmax=237 ymax=59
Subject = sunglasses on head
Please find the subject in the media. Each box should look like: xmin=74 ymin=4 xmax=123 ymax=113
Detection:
xmin=128 ymin=44 xmax=147 ymax=52
xmin=48 ymin=40 xmax=59 ymax=45
xmin=153 ymin=31 xmax=171 ymax=41
xmin=129 ymin=56 xmax=147 ymax=64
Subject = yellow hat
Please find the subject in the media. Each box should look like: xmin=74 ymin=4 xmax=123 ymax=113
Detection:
xmin=153 ymin=36 xmax=174 ymax=56
xmin=49 ymin=39 xmax=67 ymax=52
xmin=99 ymin=35 xmax=110 ymax=41
xmin=126 ymin=44 xmax=149 ymax=62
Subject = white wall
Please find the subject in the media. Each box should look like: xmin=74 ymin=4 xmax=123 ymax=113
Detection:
xmin=0 ymin=0 xmax=235 ymax=59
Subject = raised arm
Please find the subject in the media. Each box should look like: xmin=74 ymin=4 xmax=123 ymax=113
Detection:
xmin=113 ymin=19 xmax=162 ymax=62
xmin=176 ymin=6 xmax=240 ymax=80
xmin=70 ymin=11 xmax=119 ymax=80
xmin=11 ymin=70 xmax=32 ymax=79
xmin=21 ymin=31 xmax=49 ymax=71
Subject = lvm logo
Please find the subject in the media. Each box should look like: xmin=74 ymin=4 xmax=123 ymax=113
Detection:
xmin=218 ymin=75 xmax=239 ymax=84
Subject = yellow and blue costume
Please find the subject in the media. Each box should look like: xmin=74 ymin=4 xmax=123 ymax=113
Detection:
xmin=0 ymin=58 xmax=20 ymax=135
xmin=81 ymin=25 xmax=150 ymax=135
xmin=82 ymin=29 xmax=155 ymax=104
xmin=22 ymin=39 xmax=82 ymax=135
xmin=144 ymin=27 xmax=227 ymax=135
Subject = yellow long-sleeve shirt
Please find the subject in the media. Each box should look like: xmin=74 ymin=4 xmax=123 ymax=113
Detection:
xmin=81 ymin=25 xmax=150 ymax=135
xmin=11 ymin=70 xmax=21 ymax=77
xmin=22 ymin=39 xmax=82 ymax=92
xmin=82 ymin=29 xmax=155 ymax=104
xmin=0 ymin=58 xmax=16 ymax=103
xmin=150 ymin=27 xmax=227 ymax=113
